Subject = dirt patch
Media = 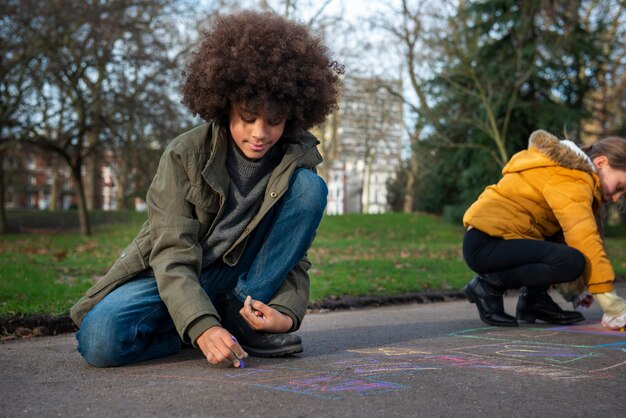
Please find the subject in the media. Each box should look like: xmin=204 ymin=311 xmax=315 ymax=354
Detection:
xmin=0 ymin=314 xmax=77 ymax=342
xmin=307 ymin=290 xmax=466 ymax=312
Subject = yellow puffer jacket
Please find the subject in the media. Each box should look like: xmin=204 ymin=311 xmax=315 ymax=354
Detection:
xmin=463 ymin=130 xmax=614 ymax=294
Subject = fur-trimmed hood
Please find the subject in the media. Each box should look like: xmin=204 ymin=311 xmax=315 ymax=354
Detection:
xmin=503 ymin=129 xmax=596 ymax=176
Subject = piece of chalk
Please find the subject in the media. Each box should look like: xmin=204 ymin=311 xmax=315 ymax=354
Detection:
xmin=231 ymin=336 xmax=245 ymax=368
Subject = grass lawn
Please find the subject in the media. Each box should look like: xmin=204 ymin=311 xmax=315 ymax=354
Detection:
xmin=308 ymin=213 xmax=468 ymax=300
xmin=1 ymin=210 xmax=625 ymax=316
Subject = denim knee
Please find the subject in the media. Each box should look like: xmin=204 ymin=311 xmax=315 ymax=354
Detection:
xmin=77 ymin=308 xmax=148 ymax=368
xmin=76 ymin=311 xmax=134 ymax=368
xmin=287 ymin=169 xmax=328 ymax=215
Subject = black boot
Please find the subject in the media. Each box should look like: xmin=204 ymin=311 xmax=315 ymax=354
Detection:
xmin=219 ymin=296 xmax=303 ymax=357
xmin=516 ymin=287 xmax=585 ymax=325
xmin=463 ymin=275 xmax=518 ymax=327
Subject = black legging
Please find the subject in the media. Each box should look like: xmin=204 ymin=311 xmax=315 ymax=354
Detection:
xmin=462 ymin=228 xmax=586 ymax=290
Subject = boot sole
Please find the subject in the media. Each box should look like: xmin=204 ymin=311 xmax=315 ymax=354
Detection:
xmin=463 ymin=284 xmax=518 ymax=327
xmin=241 ymin=343 xmax=304 ymax=358
xmin=516 ymin=312 xmax=585 ymax=325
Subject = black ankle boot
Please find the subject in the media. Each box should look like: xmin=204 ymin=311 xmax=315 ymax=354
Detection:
xmin=516 ymin=288 xmax=585 ymax=325
xmin=463 ymin=275 xmax=518 ymax=327
xmin=219 ymin=296 xmax=303 ymax=357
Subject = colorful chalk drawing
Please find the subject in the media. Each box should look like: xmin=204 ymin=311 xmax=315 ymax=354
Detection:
xmin=126 ymin=324 xmax=626 ymax=400
xmin=446 ymin=325 xmax=626 ymax=379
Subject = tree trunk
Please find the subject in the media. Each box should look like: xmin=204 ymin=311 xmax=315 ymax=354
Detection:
xmin=85 ymin=155 xmax=98 ymax=210
xmin=317 ymin=111 xmax=340 ymax=185
xmin=0 ymin=150 xmax=8 ymax=233
xmin=403 ymin=148 xmax=419 ymax=213
xmin=115 ymin=160 xmax=127 ymax=210
xmin=48 ymin=157 xmax=62 ymax=210
xmin=72 ymin=165 xmax=92 ymax=236
xmin=361 ymin=159 xmax=371 ymax=213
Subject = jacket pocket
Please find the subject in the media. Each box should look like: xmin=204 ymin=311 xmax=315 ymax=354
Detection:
xmin=186 ymin=186 xmax=220 ymax=239
xmin=186 ymin=185 xmax=219 ymax=213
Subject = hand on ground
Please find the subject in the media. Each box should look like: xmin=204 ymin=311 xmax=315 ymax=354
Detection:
xmin=601 ymin=312 xmax=626 ymax=329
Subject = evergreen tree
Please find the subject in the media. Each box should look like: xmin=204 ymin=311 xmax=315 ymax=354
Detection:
xmin=410 ymin=0 xmax=614 ymax=220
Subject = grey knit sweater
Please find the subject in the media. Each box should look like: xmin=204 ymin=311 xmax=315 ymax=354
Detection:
xmin=201 ymin=138 xmax=281 ymax=265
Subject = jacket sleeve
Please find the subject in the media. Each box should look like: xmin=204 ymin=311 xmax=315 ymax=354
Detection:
xmin=543 ymin=173 xmax=615 ymax=293
xmin=268 ymin=256 xmax=311 ymax=332
xmin=147 ymin=145 xmax=221 ymax=344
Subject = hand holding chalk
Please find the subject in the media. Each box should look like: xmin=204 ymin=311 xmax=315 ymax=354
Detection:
xmin=196 ymin=326 xmax=247 ymax=368
xmin=245 ymin=295 xmax=264 ymax=318
xmin=240 ymin=295 xmax=293 ymax=333
xmin=231 ymin=336 xmax=245 ymax=368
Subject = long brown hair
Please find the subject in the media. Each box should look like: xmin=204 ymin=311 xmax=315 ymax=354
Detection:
xmin=582 ymin=136 xmax=626 ymax=212
xmin=582 ymin=136 xmax=626 ymax=171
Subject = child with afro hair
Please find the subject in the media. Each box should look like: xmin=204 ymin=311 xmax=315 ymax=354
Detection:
xmin=71 ymin=10 xmax=342 ymax=368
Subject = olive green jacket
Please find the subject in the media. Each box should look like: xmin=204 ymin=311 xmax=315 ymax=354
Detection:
xmin=70 ymin=121 xmax=323 ymax=345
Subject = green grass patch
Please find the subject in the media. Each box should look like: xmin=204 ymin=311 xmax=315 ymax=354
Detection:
xmin=1 ymin=211 xmax=148 ymax=316
xmin=308 ymin=213 xmax=468 ymax=300
xmin=1 ymin=210 xmax=625 ymax=316
xmin=606 ymin=223 xmax=626 ymax=278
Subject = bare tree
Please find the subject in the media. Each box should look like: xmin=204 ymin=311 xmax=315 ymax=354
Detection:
xmin=0 ymin=0 xmax=40 ymax=232
xmin=581 ymin=0 xmax=626 ymax=141
xmin=106 ymin=72 xmax=196 ymax=210
xmin=256 ymin=0 xmax=336 ymax=25
xmin=15 ymin=0 xmax=199 ymax=235
xmin=336 ymin=76 xmax=403 ymax=213
xmin=371 ymin=0 xmax=445 ymax=212
xmin=311 ymin=109 xmax=340 ymax=184
xmin=102 ymin=3 xmax=200 ymax=210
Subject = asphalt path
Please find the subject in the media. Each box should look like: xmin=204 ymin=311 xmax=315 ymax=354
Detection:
xmin=2 ymin=284 xmax=625 ymax=417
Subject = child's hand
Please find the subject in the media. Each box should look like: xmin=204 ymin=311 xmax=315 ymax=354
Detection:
xmin=196 ymin=326 xmax=247 ymax=367
xmin=601 ymin=312 xmax=626 ymax=329
xmin=572 ymin=292 xmax=594 ymax=308
xmin=595 ymin=291 xmax=626 ymax=329
xmin=239 ymin=295 xmax=293 ymax=333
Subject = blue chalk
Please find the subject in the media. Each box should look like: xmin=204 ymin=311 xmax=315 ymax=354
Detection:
xmin=231 ymin=335 xmax=245 ymax=368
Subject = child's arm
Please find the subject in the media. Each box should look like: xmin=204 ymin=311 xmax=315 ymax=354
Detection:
xmin=544 ymin=173 xmax=615 ymax=293
xmin=147 ymin=143 xmax=222 ymax=344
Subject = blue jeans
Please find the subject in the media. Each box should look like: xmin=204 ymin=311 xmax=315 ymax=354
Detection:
xmin=76 ymin=168 xmax=327 ymax=367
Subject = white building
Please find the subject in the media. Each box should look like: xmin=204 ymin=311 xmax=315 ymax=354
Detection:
xmin=324 ymin=76 xmax=403 ymax=215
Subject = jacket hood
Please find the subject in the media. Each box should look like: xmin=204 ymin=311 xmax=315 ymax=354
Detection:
xmin=503 ymin=130 xmax=596 ymax=175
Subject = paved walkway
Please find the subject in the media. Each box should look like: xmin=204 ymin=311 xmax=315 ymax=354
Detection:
xmin=2 ymin=284 xmax=625 ymax=417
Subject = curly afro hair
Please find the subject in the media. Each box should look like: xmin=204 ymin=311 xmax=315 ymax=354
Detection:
xmin=180 ymin=10 xmax=342 ymax=135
